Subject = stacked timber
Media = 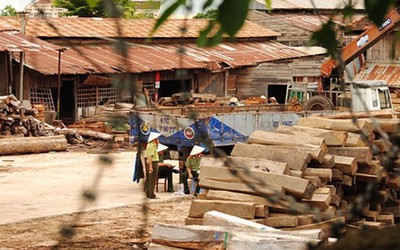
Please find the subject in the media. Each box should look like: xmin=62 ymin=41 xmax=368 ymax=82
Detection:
xmin=0 ymin=95 xmax=52 ymax=137
xmin=152 ymin=211 xmax=327 ymax=249
xmin=152 ymin=111 xmax=400 ymax=248
xmin=182 ymin=114 xmax=400 ymax=236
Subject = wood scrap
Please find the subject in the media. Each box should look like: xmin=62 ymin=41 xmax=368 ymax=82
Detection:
xmin=276 ymin=125 xmax=348 ymax=146
xmin=298 ymin=117 xmax=373 ymax=135
xmin=199 ymin=178 xmax=284 ymax=197
xmin=283 ymin=217 xmax=346 ymax=237
xmin=345 ymin=132 xmax=369 ymax=146
xmin=188 ymin=200 xmax=257 ymax=219
xmin=200 ymin=166 xmax=315 ymax=199
xmin=327 ymin=147 xmax=372 ymax=166
xmin=248 ymin=130 xmax=327 ymax=152
xmin=200 ymin=156 xmax=290 ymax=175
xmin=263 ymin=214 xmax=299 ymax=228
xmin=231 ymin=142 xmax=309 ymax=171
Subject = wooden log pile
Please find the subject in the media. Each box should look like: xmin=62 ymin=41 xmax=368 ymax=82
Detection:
xmin=0 ymin=94 xmax=117 ymax=155
xmin=151 ymin=113 xmax=400 ymax=248
xmin=0 ymin=95 xmax=53 ymax=137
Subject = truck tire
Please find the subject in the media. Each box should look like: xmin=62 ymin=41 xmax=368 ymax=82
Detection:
xmin=303 ymin=95 xmax=335 ymax=111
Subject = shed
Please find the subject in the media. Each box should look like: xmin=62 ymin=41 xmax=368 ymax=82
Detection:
xmin=0 ymin=16 xmax=325 ymax=123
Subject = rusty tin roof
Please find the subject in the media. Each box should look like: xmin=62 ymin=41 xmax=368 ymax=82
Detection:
xmin=0 ymin=17 xmax=280 ymax=39
xmin=22 ymin=40 xmax=321 ymax=75
xmin=253 ymin=0 xmax=365 ymax=10
xmin=0 ymin=31 xmax=60 ymax=52
xmin=354 ymin=63 xmax=400 ymax=87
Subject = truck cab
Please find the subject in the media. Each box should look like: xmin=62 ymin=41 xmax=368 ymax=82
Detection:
xmin=286 ymin=80 xmax=393 ymax=112
xmin=342 ymin=81 xmax=392 ymax=112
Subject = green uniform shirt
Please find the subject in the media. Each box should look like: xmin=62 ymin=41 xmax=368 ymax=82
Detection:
xmin=185 ymin=156 xmax=201 ymax=171
xmin=146 ymin=141 xmax=159 ymax=162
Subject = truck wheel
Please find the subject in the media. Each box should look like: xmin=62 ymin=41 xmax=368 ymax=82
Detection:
xmin=303 ymin=96 xmax=335 ymax=111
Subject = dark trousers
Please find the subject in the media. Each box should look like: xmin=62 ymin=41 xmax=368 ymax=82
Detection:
xmin=158 ymin=166 xmax=173 ymax=191
xmin=145 ymin=161 xmax=159 ymax=198
xmin=181 ymin=170 xmax=200 ymax=194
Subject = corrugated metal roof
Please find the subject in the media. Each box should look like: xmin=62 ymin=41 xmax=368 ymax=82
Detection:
xmin=293 ymin=46 xmax=327 ymax=54
xmin=22 ymin=41 xmax=314 ymax=75
xmin=0 ymin=17 xmax=280 ymax=39
xmin=268 ymin=13 xmax=330 ymax=32
xmin=354 ymin=63 xmax=400 ymax=87
xmin=267 ymin=13 xmax=366 ymax=32
xmin=82 ymin=74 xmax=112 ymax=86
xmin=0 ymin=31 xmax=60 ymax=52
xmin=253 ymin=0 xmax=365 ymax=10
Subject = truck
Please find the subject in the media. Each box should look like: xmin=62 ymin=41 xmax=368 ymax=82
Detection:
xmin=130 ymin=8 xmax=399 ymax=156
xmin=288 ymin=7 xmax=400 ymax=112
xmin=287 ymin=80 xmax=392 ymax=112
xmin=130 ymin=105 xmax=331 ymax=158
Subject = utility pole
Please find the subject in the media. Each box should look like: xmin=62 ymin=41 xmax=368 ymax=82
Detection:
xmin=17 ymin=11 xmax=28 ymax=100
xmin=57 ymin=48 xmax=66 ymax=120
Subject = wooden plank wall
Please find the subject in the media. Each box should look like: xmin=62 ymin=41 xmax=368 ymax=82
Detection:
xmin=234 ymin=57 xmax=324 ymax=98
xmin=198 ymin=72 xmax=225 ymax=97
xmin=368 ymin=33 xmax=400 ymax=62
xmin=247 ymin=10 xmax=312 ymax=46
xmin=235 ymin=62 xmax=291 ymax=98
xmin=0 ymin=52 xmax=7 ymax=95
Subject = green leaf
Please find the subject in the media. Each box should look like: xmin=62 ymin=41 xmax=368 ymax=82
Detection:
xmin=364 ymin=0 xmax=395 ymax=27
xmin=342 ymin=2 xmax=355 ymax=22
xmin=199 ymin=28 xmax=223 ymax=47
xmin=86 ymin=0 xmax=100 ymax=8
xmin=217 ymin=0 xmax=251 ymax=37
xmin=202 ymin=0 xmax=214 ymax=10
xmin=310 ymin=19 xmax=338 ymax=59
xmin=197 ymin=20 xmax=217 ymax=46
xmin=152 ymin=0 xmax=185 ymax=34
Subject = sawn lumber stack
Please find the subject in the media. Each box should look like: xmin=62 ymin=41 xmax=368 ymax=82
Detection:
xmin=153 ymin=111 xmax=400 ymax=248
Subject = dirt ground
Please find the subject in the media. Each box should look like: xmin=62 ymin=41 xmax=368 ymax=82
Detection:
xmin=0 ymin=142 xmax=193 ymax=249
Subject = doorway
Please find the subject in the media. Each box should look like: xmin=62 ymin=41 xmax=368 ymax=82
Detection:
xmin=267 ymin=84 xmax=288 ymax=104
xmin=51 ymin=80 xmax=75 ymax=124
xmin=158 ymin=79 xmax=192 ymax=97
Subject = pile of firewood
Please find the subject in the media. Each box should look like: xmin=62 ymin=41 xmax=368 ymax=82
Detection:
xmin=0 ymin=94 xmax=52 ymax=137
xmin=152 ymin=111 xmax=400 ymax=248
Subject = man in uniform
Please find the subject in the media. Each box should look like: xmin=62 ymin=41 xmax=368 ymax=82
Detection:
xmin=145 ymin=132 xmax=161 ymax=199
xmin=181 ymin=145 xmax=205 ymax=196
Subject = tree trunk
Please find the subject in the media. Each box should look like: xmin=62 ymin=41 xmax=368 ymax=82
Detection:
xmin=76 ymin=129 xmax=114 ymax=141
xmin=0 ymin=135 xmax=67 ymax=155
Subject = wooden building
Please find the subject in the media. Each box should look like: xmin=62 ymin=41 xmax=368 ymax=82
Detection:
xmin=0 ymin=16 xmax=325 ymax=123
xmin=248 ymin=0 xmax=365 ymax=46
